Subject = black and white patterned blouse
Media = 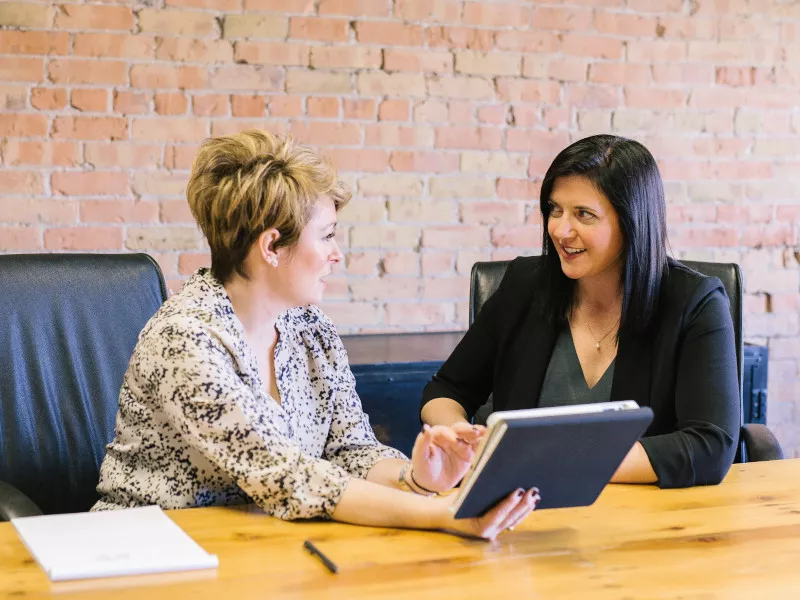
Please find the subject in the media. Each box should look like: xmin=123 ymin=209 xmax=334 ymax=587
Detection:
xmin=93 ymin=268 xmax=405 ymax=519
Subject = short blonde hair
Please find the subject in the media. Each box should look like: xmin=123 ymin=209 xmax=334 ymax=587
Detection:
xmin=186 ymin=130 xmax=351 ymax=283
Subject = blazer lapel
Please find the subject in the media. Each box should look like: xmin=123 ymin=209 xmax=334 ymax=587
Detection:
xmin=611 ymin=327 xmax=653 ymax=406
xmin=504 ymin=304 xmax=558 ymax=411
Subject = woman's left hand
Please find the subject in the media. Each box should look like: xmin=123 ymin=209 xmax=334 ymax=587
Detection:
xmin=410 ymin=423 xmax=486 ymax=493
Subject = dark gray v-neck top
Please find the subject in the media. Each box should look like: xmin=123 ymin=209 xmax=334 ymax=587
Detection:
xmin=538 ymin=328 xmax=615 ymax=407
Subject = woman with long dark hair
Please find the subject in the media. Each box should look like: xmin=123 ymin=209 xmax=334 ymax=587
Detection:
xmin=421 ymin=135 xmax=740 ymax=488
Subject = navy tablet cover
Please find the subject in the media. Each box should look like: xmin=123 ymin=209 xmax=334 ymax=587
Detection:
xmin=453 ymin=407 xmax=654 ymax=519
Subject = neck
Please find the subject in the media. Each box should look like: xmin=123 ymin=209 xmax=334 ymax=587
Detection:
xmin=574 ymin=272 xmax=623 ymax=315
xmin=224 ymin=273 xmax=283 ymax=350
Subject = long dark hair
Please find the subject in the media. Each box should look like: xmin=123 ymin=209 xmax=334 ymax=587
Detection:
xmin=538 ymin=135 xmax=668 ymax=336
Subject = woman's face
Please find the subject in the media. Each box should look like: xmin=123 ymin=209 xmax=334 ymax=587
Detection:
xmin=276 ymin=195 xmax=342 ymax=307
xmin=546 ymin=175 xmax=625 ymax=285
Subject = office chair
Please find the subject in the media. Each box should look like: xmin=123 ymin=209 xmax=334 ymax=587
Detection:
xmin=0 ymin=254 xmax=167 ymax=520
xmin=469 ymin=258 xmax=784 ymax=463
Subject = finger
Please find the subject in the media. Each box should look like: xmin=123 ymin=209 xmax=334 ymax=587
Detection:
xmin=411 ymin=428 xmax=435 ymax=464
xmin=425 ymin=424 xmax=460 ymax=446
xmin=499 ymin=489 xmax=540 ymax=532
xmin=450 ymin=422 xmax=487 ymax=445
xmin=476 ymin=488 xmax=525 ymax=540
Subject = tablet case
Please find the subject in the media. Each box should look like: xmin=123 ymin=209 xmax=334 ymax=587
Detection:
xmin=453 ymin=406 xmax=654 ymax=519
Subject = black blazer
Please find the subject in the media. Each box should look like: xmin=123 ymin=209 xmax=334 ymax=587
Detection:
xmin=421 ymin=256 xmax=740 ymax=489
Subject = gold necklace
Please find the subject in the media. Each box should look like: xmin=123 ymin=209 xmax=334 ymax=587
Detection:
xmin=576 ymin=304 xmax=620 ymax=352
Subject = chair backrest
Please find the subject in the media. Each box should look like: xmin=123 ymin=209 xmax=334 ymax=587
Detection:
xmin=0 ymin=254 xmax=167 ymax=514
xmin=469 ymin=258 xmax=746 ymax=458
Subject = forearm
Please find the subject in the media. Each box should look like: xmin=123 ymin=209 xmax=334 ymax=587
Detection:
xmin=610 ymin=442 xmax=658 ymax=484
xmin=365 ymin=457 xmax=405 ymax=489
xmin=331 ymin=476 xmax=447 ymax=530
xmin=421 ymin=397 xmax=470 ymax=427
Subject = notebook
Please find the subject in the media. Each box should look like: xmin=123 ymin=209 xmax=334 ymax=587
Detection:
xmin=451 ymin=401 xmax=654 ymax=519
xmin=11 ymin=505 xmax=219 ymax=582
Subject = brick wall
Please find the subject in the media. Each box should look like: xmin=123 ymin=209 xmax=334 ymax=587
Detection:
xmin=1 ymin=1 xmax=799 ymax=453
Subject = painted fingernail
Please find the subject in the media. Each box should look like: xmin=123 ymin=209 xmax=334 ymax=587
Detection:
xmin=515 ymin=488 xmax=524 ymax=498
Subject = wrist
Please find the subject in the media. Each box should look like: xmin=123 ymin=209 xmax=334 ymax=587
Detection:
xmin=399 ymin=462 xmax=438 ymax=496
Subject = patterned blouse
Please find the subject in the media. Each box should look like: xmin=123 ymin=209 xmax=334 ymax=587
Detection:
xmin=93 ymin=269 xmax=405 ymax=520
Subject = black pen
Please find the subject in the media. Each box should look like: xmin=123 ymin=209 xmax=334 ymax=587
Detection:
xmin=303 ymin=540 xmax=338 ymax=574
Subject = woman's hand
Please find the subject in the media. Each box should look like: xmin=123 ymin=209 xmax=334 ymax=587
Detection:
xmin=410 ymin=423 xmax=487 ymax=493
xmin=437 ymin=487 xmax=540 ymax=541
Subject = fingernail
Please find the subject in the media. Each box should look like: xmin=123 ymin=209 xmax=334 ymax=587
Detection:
xmin=515 ymin=488 xmax=524 ymax=498
xmin=422 ymin=424 xmax=430 ymax=432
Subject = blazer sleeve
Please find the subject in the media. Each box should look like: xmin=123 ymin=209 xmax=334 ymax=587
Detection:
xmin=639 ymin=285 xmax=741 ymax=488
xmin=421 ymin=261 xmax=519 ymax=421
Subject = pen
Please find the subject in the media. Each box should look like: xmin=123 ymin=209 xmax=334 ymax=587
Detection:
xmin=303 ymin=540 xmax=338 ymax=574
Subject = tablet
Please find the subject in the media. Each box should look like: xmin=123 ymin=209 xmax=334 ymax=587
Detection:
xmin=451 ymin=401 xmax=654 ymax=519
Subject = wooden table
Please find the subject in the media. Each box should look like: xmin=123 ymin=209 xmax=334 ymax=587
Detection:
xmin=2 ymin=460 xmax=800 ymax=599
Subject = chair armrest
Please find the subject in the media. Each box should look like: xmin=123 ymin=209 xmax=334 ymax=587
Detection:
xmin=741 ymin=423 xmax=784 ymax=462
xmin=0 ymin=480 xmax=43 ymax=521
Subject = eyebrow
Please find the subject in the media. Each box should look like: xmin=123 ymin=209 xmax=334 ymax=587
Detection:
xmin=549 ymin=199 xmax=599 ymax=213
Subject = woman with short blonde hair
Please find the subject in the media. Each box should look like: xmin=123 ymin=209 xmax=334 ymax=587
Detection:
xmin=94 ymin=130 xmax=538 ymax=540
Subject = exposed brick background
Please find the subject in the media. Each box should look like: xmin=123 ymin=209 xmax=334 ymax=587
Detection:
xmin=1 ymin=1 xmax=799 ymax=453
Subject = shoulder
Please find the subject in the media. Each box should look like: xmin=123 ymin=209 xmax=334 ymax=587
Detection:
xmin=659 ymin=258 xmax=731 ymax=322
xmin=281 ymin=305 xmax=346 ymax=364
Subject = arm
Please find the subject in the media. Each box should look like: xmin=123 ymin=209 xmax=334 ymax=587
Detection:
xmin=639 ymin=287 xmax=740 ymax=488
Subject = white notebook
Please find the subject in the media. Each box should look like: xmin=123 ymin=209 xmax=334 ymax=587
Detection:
xmin=12 ymin=505 xmax=219 ymax=582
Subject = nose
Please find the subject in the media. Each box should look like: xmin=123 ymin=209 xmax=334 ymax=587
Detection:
xmin=551 ymin=214 xmax=575 ymax=241
xmin=330 ymin=240 xmax=343 ymax=264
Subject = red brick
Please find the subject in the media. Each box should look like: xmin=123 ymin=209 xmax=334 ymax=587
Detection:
xmin=505 ymin=130 xmax=570 ymax=155
xmin=0 ymin=198 xmax=76 ymax=225
xmin=422 ymin=226 xmax=489 ymax=249
xmin=234 ymin=42 xmax=309 ymax=66
xmin=0 ymin=85 xmax=26 ymax=110
xmin=0 ymin=171 xmax=43 ymax=195
xmin=422 ymin=252 xmax=454 ymax=276
xmin=192 ymin=94 xmax=228 ymax=117
xmin=378 ymin=99 xmax=410 ymax=122
xmin=232 ymin=94 xmax=267 ymax=117
xmin=54 ymin=4 xmax=133 ymax=30
xmin=413 ymin=100 xmax=449 ymax=123
xmin=497 ymin=178 xmax=541 ymax=200
xmin=461 ymin=201 xmax=525 ymax=225
xmin=496 ymin=79 xmax=560 ymax=103
xmin=350 ymin=279 xmax=420 ymax=301
xmin=153 ymin=92 xmax=188 ymax=116
xmin=390 ymin=151 xmax=458 ymax=173
xmin=625 ymin=87 xmax=687 ymax=109
xmin=52 ymin=116 xmax=128 ymax=141
xmin=565 ymin=84 xmax=620 ymax=109
xmin=385 ymin=49 xmax=454 ymax=73
xmin=495 ymin=31 xmax=559 ymax=53
xmin=0 ymin=3 xmax=55 ymax=28
xmin=52 ymin=172 xmax=130 ymax=196
xmin=131 ymin=65 xmax=207 ymax=90
xmin=455 ymin=51 xmax=521 ymax=77
xmin=30 ymin=88 xmax=67 ymax=111
xmin=319 ymin=0 xmax=388 ymax=16
xmin=113 ymin=91 xmax=151 ymax=115
xmin=543 ymin=58 xmax=589 ymax=82
xmin=307 ymin=96 xmax=340 ymax=118
xmin=530 ymin=6 xmax=593 ymax=31
xmin=543 ymin=107 xmax=569 ymax=129
xmin=689 ymin=88 xmax=748 ymax=109
xmin=590 ymin=63 xmax=651 ymax=85
xmin=0 ymin=31 xmax=69 ymax=55
xmin=166 ymin=0 xmax=239 ymax=8
xmin=74 ymin=33 xmax=154 ymax=59
xmin=396 ymin=0 xmax=461 ymax=21
xmin=80 ymin=199 xmax=159 ymax=224
xmin=358 ymin=72 xmax=426 ymax=97
xmin=0 ymin=57 xmax=44 ymax=82
xmin=178 ymin=252 xmax=211 ymax=275
xmin=382 ymin=252 xmax=420 ymax=276
xmin=45 ymin=227 xmax=122 ymax=250
xmin=385 ymin=303 xmax=455 ymax=327
xmin=355 ymin=22 xmax=424 ymax=45
xmin=435 ymin=126 xmax=502 ymax=150
xmin=0 ymin=228 xmax=40 ymax=250
xmin=160 ymin=200 xmax=194 ymax=223
xmin=84 ymin=142 xmax=162 ymax=169
xmin=343 ymin=98 xmax=376 ymax=120
xmin=717 ymin=205 xmax=774 ymax=224
xmin=223 ymin=14 xmax=287 ymax=39
xmin=627 ymin=40 xmax=687 ymax=63
xmin=1 ymin=140 xmax=78 ymax=167
xmin=562 ymin=34 xmax=624 ymax=59
xmin=138 ymin=9 xmax=215 ymax=37
xmin=716 ymin=161 xmax=773 ymax=180
xmin=48 ymin=59 xmax=127 ymax=85
xmin=132 ymin=118 xmax=209 ymax=142
xmin=651 ymin=64 xmax=712 ymax=84
xmin=164 ymin=145 xmax=200 ymax=170
xmin=365 ymin=124 xmax=434 ymax=147
xmin=210 ymin=65 xmax=283 ymax=91
xmin=290 ymin=17 xmax=350 ymax=42
xmin=289 ymin=121 xmax=362 ymax=146
xmin=594 ymin=11 xmax=658 ymax=36
xmin=427 ymin=26 xmax=494 ymax=51
xmin=716 ymin=66 xmax=756 ymax=87
xmin=422 ymin=277 xmax=470 ymax=300
xmin=492 ymin=225 xmax=543 ymax=248
xmin=309 ymin=46 xmax=380 ymax=69
xmin=267 ymin=95 xmax=302 ymax=117
xmin=741 ymin=225 xmax=796 ymax=248
xmin=155 ymin=40 xmax=229 ymax=63
xmin=326 ymin=148 xmax=389 ymax=173
xmin=70 ymin=89 xmax=108 ymax=112
xmin=463 ymin=2 xmax=528 ymax=27
xmin=427 ymin=76 xmax=495 ymax=100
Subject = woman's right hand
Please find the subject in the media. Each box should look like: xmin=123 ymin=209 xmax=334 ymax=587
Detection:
xmin=437 ymin=487 xmax=540 ymax=541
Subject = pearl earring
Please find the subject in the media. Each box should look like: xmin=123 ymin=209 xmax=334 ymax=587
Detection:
xmin=269 ymin=256 xmax=278 ymax=267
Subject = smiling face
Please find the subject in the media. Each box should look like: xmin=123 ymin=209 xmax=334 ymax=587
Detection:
xmin=546 ymin=175 xmax=625 ymax=285
xmin=275 ymin=195 xmax=342 ymax=306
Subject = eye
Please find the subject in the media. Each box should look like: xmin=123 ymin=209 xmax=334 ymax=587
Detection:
xmin=324 ymin=232 xmax=336 ymax=241
xmin=578 ymin=209 xmax=596 ymax=220
xmin=548 ymin=203 xmax=563 ymax=216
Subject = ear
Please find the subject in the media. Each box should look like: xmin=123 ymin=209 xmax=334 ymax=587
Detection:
xmin=255 ymin=229 xmax=281 ymax=266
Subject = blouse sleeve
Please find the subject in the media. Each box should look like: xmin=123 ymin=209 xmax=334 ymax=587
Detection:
xmin=313 ymin=310 xmax=407 ymax=477
xmin=639 ymin=286 xmax=741 ymax=488
xmin=148 ymin=318 xmax=352 ymax=521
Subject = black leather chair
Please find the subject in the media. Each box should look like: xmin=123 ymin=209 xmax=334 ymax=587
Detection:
xmin=0 ymin=254 xmax=167 ymax=520
xmin=469 ymin=258 xmax=783 ymax=463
